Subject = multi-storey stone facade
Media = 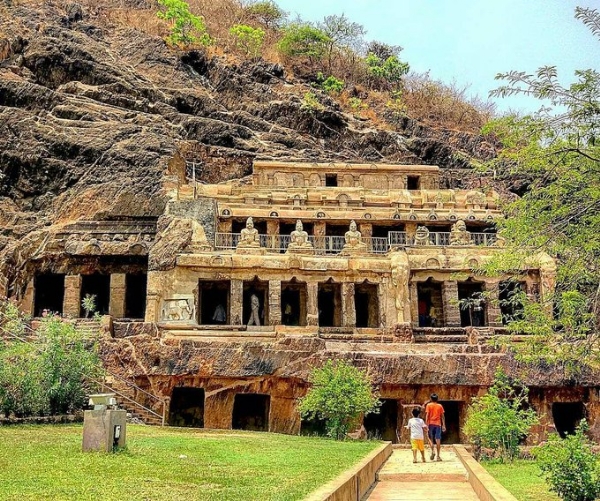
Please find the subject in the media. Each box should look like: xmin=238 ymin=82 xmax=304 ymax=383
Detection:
xmin=13 ymin=161 xmax=600 ymax=443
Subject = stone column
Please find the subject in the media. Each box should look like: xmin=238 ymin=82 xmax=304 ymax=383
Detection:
xmin=204 ymin=389 xmax=235 ymax=429
xmin=485 ymin=281 xmax=503 ymax=327
xmin=230 ymin=279 xmax=243 ymax=325
xmin=359 ymin=223 xmax=373 ymax=252
xmin=63 ymin=274 xmax=82 ymax=318
xmin=342 ymin=282 xmax=356 ymax=327
xmin=306 ymin=282 xmax=319 ymax=326
xmin=144 ymin=271 xmax=162 ymax=323
xmin=266 ymin=219 xmax=280 ymax=246
xmin=409 ymin=281 xmax=419 ymax=327
xmin=313 ymin=221 xmax=326 ymax=253
xmin=442 ymin=281 xmax=461 ymax=327
xmin=22 ymin=279 xmax=35 ymax=316
xmin=109 ymin=273 xmax=126 ymax=319
xmin=268 ymin=280 xmax=281 ymax=326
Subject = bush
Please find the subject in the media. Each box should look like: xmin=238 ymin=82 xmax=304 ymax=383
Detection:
xmin=300 ymin=92 xmax=324 ymax=112
xmin=298 ymin=359 xmax=380 ymax=439
xmin=0 ymin=311 xmax=103 ymax=417
xmin=366 ymin=52 xmax=410 ymax=91
xmin=245 ymin=0 xmax=287 ymax=29
xmin=534 ymin=421 xmax=600 ymax=501
xmin=157 ymin=0 xmax=211 ymax=46
xmin=464 ymin=368 xmax=538 ymax=461
xmin=277 ymin=23 xmax=331 ymax=63
xmin=230 ymin=24 xmax=265 ymax=58
xmin=317 ymin=73 xmax=344 ymax=94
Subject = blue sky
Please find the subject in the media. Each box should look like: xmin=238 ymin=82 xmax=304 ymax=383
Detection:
xmin=276 ymin=0 xmax=599 ymax=113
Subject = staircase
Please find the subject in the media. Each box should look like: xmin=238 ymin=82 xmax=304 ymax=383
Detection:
xmin=412 ymin=328 xmax=468 ymax=344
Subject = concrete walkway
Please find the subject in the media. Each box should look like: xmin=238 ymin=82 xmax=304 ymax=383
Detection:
xmin=365 ymin=447 xmax=479 ymax=500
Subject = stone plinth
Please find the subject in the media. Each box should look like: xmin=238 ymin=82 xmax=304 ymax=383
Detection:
xmin=82 ymin=409 xmax=126 ymax=452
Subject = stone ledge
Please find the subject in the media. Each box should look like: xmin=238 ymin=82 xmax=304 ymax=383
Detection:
xmin=453 ymin=445 xmax=518 ymax=501
xmin=303 ymin=442 xmax=392 ymax=501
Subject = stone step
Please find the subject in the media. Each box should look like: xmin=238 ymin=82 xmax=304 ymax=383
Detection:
xmin=413 ymin=334 xmax=468 ymax=344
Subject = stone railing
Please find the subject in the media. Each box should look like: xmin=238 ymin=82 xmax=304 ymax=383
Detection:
xmin=214 ymin=232 xmax=498 ymax=254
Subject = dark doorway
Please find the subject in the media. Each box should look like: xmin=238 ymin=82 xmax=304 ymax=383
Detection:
xmin=243 ymin=278 xmax=268 ymax=326
xmin=168 ymin=387 xmax=205 ymax=428
xmin=439 ymin=401 xmax=461 ymax=444
xmin=80 ymin=274 xmax=110 ymax=316
xmin=125 ymin=274 xmax=147 ymax=319
xmin=281 ymin=280 xmax=307 ymax=326
xmin=552 ymin=402 xmax=586 ymax=438
xmin=34 ymin=274 xmax=65 ymax=316
xmin=458 ymin=280 xmax=486 ymax=327
xmin=407 ymin=176 xmax=420 ymax=190
xmin=499 ymin=280 xmax=524 ymax=325
xmin=198 ymin=280 xmax=230 ymax=325
xmin=233 ymin=219 xmax=267 ymax=235
xmin=325 ymin=174 xmax=338 ymax=187
xmin=325 ymin=224 xmax=347 ymax=236
xmin=364 ymin=399 xmax=398 ymax=442
xmin=417 ymin=280 xmax=444 ymax=327
xmin=232 ymin=394 xmax=270 ymax=431
xmin=318 ymin=280 xmax=342 ymax=327
xmin=355 ymin=282 xmax=379 ymax=328
xmin=372 ymin=224 xmax=405 ymax=239
xmin=300 ymin=416 xmax=327 ymax=436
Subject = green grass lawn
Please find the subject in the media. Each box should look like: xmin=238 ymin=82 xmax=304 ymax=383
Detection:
xmin=0 ymin=424 xmax=379 ymax=501
xmin=483 ymin=460 xmax=560 ymax=501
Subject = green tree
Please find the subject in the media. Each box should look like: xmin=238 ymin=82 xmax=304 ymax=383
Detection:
xmin=156 ymin=0 xmax=211 ymax=46
xmin=481 ymin=7 xmax=600 ymax=375
xmin=365 ymin=52 xmax=410 ymax=91
xmin=277 ymin=23 xmax=331 ymax=64
xmin=464 ymin=368 xmax=538 ymax=461
xmin=319 ymin=14 xmax=366 ymax=72
xmin=534 ymin=421 xmax=600 ymax=501
xmin=81 ymin=293 xmax=96 ymax=319
xmin=230 ymin=24 xmax=265 ymax=59
xmin=245 ymin=0 xmax=287 ymax=29
xmin=298 ymin=359 xmax=380 ymax=440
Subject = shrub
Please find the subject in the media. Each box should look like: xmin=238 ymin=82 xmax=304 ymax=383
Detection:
xmin=245 ymin=0 xmax=287 ymax=29
xmin=464 ymin=368 xmax=538 ymax=461
xmin=230 ymin=24 xmax=265 ymax=58
xmin=157 ymin=0 xmax=211 ymax=46
xmin=277 ymin=23 xmax=331 ymax=63
xmin=0 ymin=311 xmax=103 ymax=416
xmin=318 ymin=74 xmax=344 ymax=94
xmin=300 ymin=91 xmax=324 ymax=112
xmin=298 ymin=359 xmax=380 ymax=439
xmin=366 ymin=52 xmax=410 ymax=91
xmin=534 ymin=421 xmax=600 ymax=501
xmin=81 ymin=293 xmax=96 ymax=319
xmin=348 ymin=97 xmax=366 ymax=110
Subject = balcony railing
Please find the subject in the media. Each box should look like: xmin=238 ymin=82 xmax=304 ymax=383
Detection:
xmin=215 ymin=231 xmax=498 ymax=254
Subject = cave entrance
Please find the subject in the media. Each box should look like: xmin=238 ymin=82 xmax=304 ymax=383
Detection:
xmin=198 ymin=280 xmax=230 ymax=325
xmin=552 ymin=402 xmax=586 ymax=438
xmin=300 ymin=416 xmax=327 ymax=437
xmin=168 ymin=387 xmax=205 ymax=428
xmin=499 ymin=280 xmax=524 ymax=325
xmin=439 ymin=401 xmax=462 ymax=444
xmin=355 ymin=282 xmax=379 ymax=328
xmin=34 ymin=274 xmax=65 ymax=317
xmin=232 ymin=394 xmax=270 ymax=432
xmin=243 ymin=278 xmax=268 ymax=326
xmin=417 ymin=279 xmax=444 ymax=327
xmin=318 ymin=280 xmax=342 ymax=327
xmin=364 ymin=399 xmax=399 ymax=442
xmin=458 ymin=280 xmax=486 ymax=327
xmin=125 ymin=273 xmax=147 ymax=319
xmin=80 ymin=274 xmax=110 ymax=316
xmin=281 ymin=279 xmax=307 ymax=326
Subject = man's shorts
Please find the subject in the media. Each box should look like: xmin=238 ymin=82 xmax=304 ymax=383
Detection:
xmin=428 ymin=424 xmax=442 ymax=441
xmin=411 ymin=439 xmax=425 ymax=451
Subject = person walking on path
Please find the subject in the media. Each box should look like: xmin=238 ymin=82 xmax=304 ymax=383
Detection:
xmin=405 ymin=407 xmax=428 ymax=463
xmin=425 ymin=393 xmax=446 ymax=461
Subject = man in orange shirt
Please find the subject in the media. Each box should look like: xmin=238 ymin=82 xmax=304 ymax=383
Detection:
xmin=425 ymin=393 xmax=446 ymax=461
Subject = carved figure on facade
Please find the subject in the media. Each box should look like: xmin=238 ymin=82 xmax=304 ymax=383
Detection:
xmin=341 ymin=220 xmax=367 ymax=255
xmin=236 ymin=217 xmax=265 ymax=254
xmin=247 ymin=293 xmax=261 ymax=326
xmin=450 ymin=220 xmax=471 ymax=245
xmin=287 ymin=220 xmax=313 ymax=254
xmin=414 ymin=226 xmax=430 ymax=246
xmin=161 ymin=298 xmax=194 ymax=322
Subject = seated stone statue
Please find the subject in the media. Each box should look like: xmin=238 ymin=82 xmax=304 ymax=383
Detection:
xmin=450 ymin=220 xmax=471 ymax=245
xmin=287 ymin=219 xmax=313 ymax=254
xmin=238 ymin=217 xmax=260 ymax=248
xmin=414 ymin=226 xmax=430 ymax=245
xmin=341 ymin=220 xmax=367 ymax=255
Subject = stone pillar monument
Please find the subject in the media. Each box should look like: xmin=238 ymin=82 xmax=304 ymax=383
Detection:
xmin=63 ymin=274 xmax=82 ymax=318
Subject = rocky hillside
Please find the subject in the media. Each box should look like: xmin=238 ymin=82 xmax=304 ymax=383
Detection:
xmin=0 ymin=0 xmax=498 ymax=295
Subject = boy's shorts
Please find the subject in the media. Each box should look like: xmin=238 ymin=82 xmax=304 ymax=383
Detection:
xmin=428 ymin=424 xmax=442 ymax=441
xmin=411 ymin=439 xmax=424 ymax=451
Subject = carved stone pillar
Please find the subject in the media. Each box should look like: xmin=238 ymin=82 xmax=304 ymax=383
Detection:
xmin=266 ymin=220 xmax=280 ymax=250
xmin=342 ymin=282 xmax=356 ymax=327
xmin=306 ymin=282 xmax=319 ymax=326
xmin=442 ymin=281 xmax=461 ymax=327
xmin=63 ymin=274 xmax=82 ymax=318
xmin=409 ymin=281 xmax=419 ymax=327
xmin=313 ymin=221 xmax=326 ymax=253
xmin=230 ymin=279 xmax=243 ymax=325
xmin=109 ymin=273 xmax=126 ymax=318
xmin=268 ymin=280 xmax=281 ymax=326
xmin=22 ymin=279 xmax=35 ymax=316
xmin=485 ymin=281 xmax=503 ymax=327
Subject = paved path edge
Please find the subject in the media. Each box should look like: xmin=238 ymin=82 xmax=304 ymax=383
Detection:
xmin=303 ymin=442 xmax=392 ymax=501
xmin=453 ymin=445 xmax=518 ymax=501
